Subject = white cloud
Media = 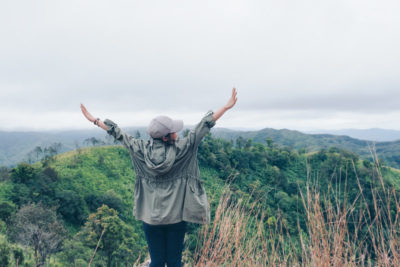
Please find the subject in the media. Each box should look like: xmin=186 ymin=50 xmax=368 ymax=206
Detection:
xmin=0 ymin=0 xmax=399 ymax=130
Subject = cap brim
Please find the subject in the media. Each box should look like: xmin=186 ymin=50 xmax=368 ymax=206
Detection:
xmin=171 ymin=120 xmax=184 ymax=133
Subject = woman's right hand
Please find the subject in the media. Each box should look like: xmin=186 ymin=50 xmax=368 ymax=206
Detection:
xmin=80 ymin=104 xmax=96 ymax=123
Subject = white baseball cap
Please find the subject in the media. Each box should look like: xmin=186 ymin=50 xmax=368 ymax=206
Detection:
xmin=147 ymin=115 xmax=184 ymax=138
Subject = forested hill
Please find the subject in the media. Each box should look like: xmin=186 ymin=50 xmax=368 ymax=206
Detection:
xmin=213 ymin=127 xmax=370 ymax=151
xmin=2 ymin=127 xmax=400 ymax=168
xmin=1 ymin=134 xmax=400 ymax=265
xmin=212 ymin=128 xmax=400 ymax=168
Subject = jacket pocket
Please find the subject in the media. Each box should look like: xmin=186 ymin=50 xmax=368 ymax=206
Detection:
xmin=189 ymin=179 xmax=204 ymax=196
xmin=184 ymin=179 xmax=209 ymax=223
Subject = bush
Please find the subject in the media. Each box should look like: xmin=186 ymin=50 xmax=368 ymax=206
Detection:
xmin=0 ymin=235 xmax=10 ymax=267
xmin=0 ymin=202 xmax=15 ymax=222
xmin=11 ymin=163 xmax=37 ymax=184
xmin=56 ymin=190 xmax=88 ymax=225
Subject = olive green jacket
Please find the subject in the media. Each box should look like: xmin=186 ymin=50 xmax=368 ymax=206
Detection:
xmin=103 ymin=112 xmax=215 ymax=225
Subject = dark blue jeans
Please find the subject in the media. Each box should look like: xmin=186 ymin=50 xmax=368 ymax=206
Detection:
xmin=142 ymin=221 xmax=186 ymax=267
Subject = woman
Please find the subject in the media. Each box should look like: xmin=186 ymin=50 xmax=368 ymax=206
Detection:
xmin=80 ymin=88 xmax=237 ymax=267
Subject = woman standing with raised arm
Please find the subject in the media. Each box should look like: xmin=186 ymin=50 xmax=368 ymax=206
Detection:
xmin=80 ymin=88 xmax=237 ymax=267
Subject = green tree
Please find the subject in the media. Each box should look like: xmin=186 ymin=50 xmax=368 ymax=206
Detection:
xmin=85 ymin=192 xmax=124 ymax=217
xmin=33 ymin=146 xmax=43 ymax=161
xmin=8 ymin=203 xmax=66 ymax=267
xmin=42 ymin=167 xmax=58 ymax=182
xmin=11 ymin=163 xmax=37 ymax=184
xmin=266 ymin=138 xmax=273 ymax=148
xmin=0 ymin=166 xmax=10 ymax=181
xmin=57 ymin=239 xmax=92 ymax=266
xmin=0 ymin=235 xmax=10 ymax=267
xmin=55 ymin=190 xmax=89 ymax=225
xmin=0 ymin=202 xmax=15 ymax=222
xmin=244 ymin=138 xmax=253 ymax=150
xmin=235 ymin=136 xmax=245 ymax=149
xmin=41 ymin=143 xmax=63 ymax=166
xmin=78 ymin=205 xmax=143 ymax=267
xmin=10 ymin=165 xmax=57 ymax=207
xmin=84 ymin=137 xmax=103 ymax=147
xmin=12 ymin=245 xmax=24 ymax=267
xmin=9 ymin=184 xmax=30 ymax=207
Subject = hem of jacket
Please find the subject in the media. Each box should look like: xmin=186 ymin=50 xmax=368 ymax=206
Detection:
xmin=135 ymin=216 xmax=209 ymax=225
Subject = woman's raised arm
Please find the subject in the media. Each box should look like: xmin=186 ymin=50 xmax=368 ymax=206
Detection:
xmin=80 ymin=104 xmax=108 ymax=131
xmin=212 ymin=88 xmax=238 ymax=122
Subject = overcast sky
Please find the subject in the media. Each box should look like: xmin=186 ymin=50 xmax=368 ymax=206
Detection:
xmin=1 ymin=0 xmax=399 ymax=131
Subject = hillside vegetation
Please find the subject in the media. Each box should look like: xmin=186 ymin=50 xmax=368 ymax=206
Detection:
xmin=0 ymin=134 xmax=399 ymax=266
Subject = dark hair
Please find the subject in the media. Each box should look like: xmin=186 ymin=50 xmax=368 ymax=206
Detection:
xmin=161 ymin=133 xmax=175 ymax=145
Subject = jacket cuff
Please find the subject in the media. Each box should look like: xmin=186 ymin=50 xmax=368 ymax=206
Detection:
xmin=204 ymin=111 xmax=216 ymax=128
xmin=103 ymin=119 xmax=117 ymax=135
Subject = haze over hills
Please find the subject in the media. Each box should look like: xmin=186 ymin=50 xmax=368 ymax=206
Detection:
xmin=2 ymin=127 xmax=400 ymax=168
xmin=306 ymin=128 xmax=400 ymax=142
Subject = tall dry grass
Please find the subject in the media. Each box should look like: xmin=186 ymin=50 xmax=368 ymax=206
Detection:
xmin=193 ymin=159 xmax=400 ymax=266
xmin=193 ymin=187 xmax=299 ymax=267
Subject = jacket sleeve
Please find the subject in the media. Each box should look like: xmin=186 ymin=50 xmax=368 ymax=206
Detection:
xmin=189 ymin=111 xmax=216 ymax=147
xmin=103 ymin=119 xmax=141 ymax=152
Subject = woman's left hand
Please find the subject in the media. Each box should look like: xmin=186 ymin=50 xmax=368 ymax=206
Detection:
xmin=224 ymin=87 xmax=238 ymax=110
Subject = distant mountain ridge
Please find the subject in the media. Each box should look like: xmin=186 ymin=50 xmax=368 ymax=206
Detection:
xmin=307 ymin=128 xmax=400 ymax=142
xmin=2 ymin=127 xmax=400 ymax=168
xmin=212 ymin=127 xmax=400 ymax=168
xmin=212 ymin=127 xmax=370 ymax=152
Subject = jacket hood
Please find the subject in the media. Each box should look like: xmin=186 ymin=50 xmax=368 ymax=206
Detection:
xmin=143 ymin=139 xmax=176 ymax=175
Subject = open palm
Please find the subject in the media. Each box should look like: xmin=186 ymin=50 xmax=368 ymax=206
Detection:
xmin=225 ymin=88 xmax=238 ymax=110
